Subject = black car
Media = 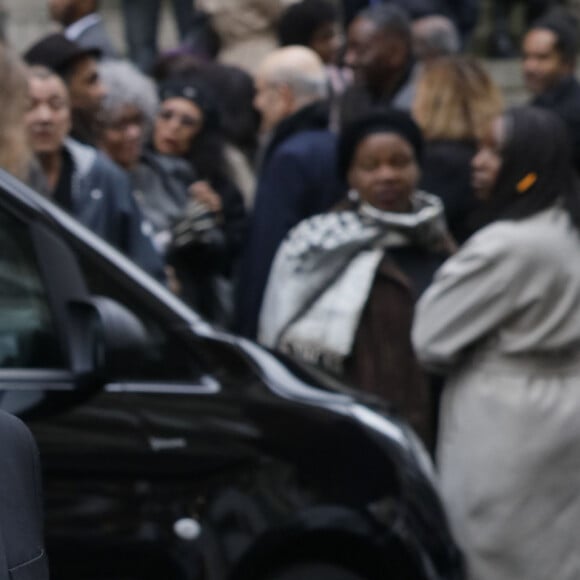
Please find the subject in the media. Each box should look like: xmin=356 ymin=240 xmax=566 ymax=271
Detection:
xmin=0 ymin=168 xmax=464 ymax=580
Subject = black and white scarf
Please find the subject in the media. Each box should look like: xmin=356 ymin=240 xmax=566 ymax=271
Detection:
xmin=258 ymin=191 xmax=449 ymax=373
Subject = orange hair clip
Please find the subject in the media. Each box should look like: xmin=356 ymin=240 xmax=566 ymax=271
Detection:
xmin=516 ymin=172 xmax=538 ymax=194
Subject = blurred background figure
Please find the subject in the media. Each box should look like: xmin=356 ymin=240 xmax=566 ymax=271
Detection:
xmin=196 ymin=0 xmax=291 ymax=73
xmin=341 ymin=0 xmax=439 ymax=27
xmin=443 ymin=0 xmax=479 ymax=48
xmin=196 ymin=63 xmax=258 ymax=207
xmin=521 ymin=7 xmax=580 ymax=172
xmin=48 ymin=0 xmax=119 ymax=57
xmin=340 ymin=0 xmax=479 ymax=48
xmin=413 ymin=105 xmax=580 ymax=580
xmin=413 ymin=55 xmax=503 ymax=243
xmin=121 ymin=0 xmax=196 ymax=72
xmin=24 ymin=33 xmax=106 ymax=146
xmin=0 ymin=42 xmax=33 ymax=181
xmin=277 ymin=0 xmax=352 ymax=99
xmin=149 ymin=76 xmax=247 ymax=323
xmin=412 ymin=14 xmax=460 ymax=63
xmin=0 ymin=0 xmax=6 ymax=43
xmin=99 ymin=60 xmax=247 ymax=323
xmin=487 ymin=0 xmax=561 ymax=57
xmin=340 ymin=4 xmax=416 ymax=127
xmin=236 ymin=46 xmax=344 ymax=339
xmin=260 ymin=109 xmax=455 ymax=447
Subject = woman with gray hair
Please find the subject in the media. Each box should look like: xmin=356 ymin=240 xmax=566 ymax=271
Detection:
xmin=98 ymin=58 xmax=184 ymax=247
xmin=99 ymin=59 xmax=191 ymax=293
xmin=99 ymin=59 xmax=159 ymax=171
xmin=99 ymin=60 xmax=246 ymax=326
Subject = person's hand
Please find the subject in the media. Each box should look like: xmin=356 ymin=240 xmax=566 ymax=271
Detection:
xmin=165 ymin=265 xmax=182 ymax=296
xmin=189 ymin=180 xmax=222 ymax=213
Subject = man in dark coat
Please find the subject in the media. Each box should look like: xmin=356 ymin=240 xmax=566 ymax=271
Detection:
xmin=0 ymin=409 xmax=49 ymax=580
xmin=521 ymin=8 xmax=580 ymax=172
xmin=339 ymin=4 xmax=417 ymax=127
xmin=236 ymin=46 xmax=345 ymax=338
xmin=340 ymin=0 xmax=478 ymax=48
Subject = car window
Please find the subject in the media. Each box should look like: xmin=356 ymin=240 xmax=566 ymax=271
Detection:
xmin=0 ymin=209 xmax=64 ymax=369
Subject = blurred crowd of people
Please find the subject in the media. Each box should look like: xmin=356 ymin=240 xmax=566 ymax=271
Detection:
xmin=2 ymin=0 xmax=580 ymax=578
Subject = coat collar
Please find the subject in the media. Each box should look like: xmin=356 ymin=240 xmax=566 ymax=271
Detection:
xmin=64 ymin=137 xmax=97 ymax=179
xmin=263 ymin=100 xmax=330 ymax=165
xmin=532 ymin=75 xmax=579 ymax=108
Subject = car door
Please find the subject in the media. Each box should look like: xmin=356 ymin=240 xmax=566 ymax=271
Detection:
xmin=0 ymin=198 xmax=179 ymax=579
xmin=0 ymin=186 xmax=269 ymax=580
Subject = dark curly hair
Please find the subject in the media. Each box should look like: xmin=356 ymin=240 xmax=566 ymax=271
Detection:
xmin=530 ymin=7 xmax=579 ymax=65
xmin=157 ymin=73 xmax=233 ymax=187
xmin=277 ymin=0 xmax=338 ymax=47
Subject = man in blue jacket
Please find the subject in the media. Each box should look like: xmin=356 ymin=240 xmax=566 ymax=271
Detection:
xmin=236 ymin=46 xmax=345 ymax=338
xmin=24 ymin=65 xmax=165 ymax=281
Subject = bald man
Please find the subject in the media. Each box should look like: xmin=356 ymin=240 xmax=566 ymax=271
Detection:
xmin=254 ymin=46 xmax=328 ymax=134
xmin=235 ymin=46 xmax=345 ymax=338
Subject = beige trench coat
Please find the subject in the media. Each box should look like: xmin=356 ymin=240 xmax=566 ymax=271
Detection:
xmin=412 ymin=206 xmax=580 ymax=580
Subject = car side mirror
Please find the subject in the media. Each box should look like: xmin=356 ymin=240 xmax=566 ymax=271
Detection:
xmin=67 ymin=296 xmax=149 ymax=386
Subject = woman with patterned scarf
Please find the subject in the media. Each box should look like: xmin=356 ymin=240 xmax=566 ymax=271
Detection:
xmin=259 ymin=109 xmax=455 ymax=446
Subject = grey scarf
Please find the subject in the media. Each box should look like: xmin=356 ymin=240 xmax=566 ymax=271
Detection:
xmin=258 ymin=191 xmax=448 ymax=373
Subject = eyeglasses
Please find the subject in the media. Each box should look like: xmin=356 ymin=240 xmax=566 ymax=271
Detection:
xmin=157 ymin=108 xmax=202 ymax=129
xmin=104 ymin=114 xmax=145 ymax=132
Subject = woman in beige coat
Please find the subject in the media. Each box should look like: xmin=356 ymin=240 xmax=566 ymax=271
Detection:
xmin=412 ymin=106 xmax=580 ymax=580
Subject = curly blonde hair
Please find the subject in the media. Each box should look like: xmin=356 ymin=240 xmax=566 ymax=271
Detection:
xmin=413 ymin=56 xmax=504 ymax=142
